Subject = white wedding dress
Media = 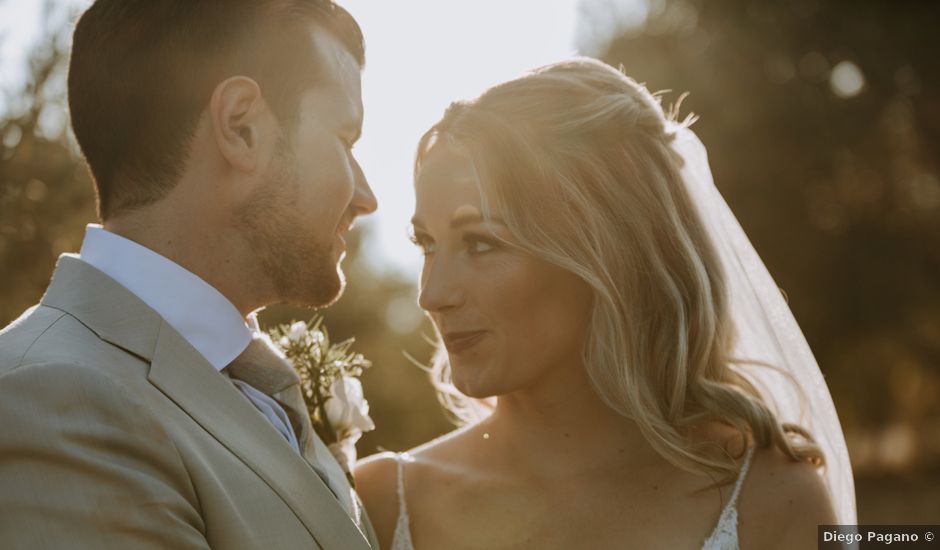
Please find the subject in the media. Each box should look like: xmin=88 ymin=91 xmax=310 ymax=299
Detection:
xmin=389 ymin=448 xmax=756 ymax=550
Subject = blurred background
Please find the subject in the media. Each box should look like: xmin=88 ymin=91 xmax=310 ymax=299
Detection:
xmin=1 ymin=0 xmax=937 ymax=524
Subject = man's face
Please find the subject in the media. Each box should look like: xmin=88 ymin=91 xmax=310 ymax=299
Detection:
xmin=237 ymin=27 xmax=377 ymax=308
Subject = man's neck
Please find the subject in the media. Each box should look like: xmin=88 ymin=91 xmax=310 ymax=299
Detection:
xmin=104 ymin=211 xmax=274 ymax=318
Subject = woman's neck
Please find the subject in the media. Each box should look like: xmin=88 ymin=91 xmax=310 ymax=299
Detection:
xmin=481 ymin=366 xmax=661 ymax=480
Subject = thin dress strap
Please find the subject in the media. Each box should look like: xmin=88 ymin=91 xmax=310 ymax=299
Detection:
xmin=700 ymin=447 xmax=756 ymax=550
xmin=391 ymin=452 xmax=416 ymax=550
xmin=727 ymin=447 xmax=755 ymax=507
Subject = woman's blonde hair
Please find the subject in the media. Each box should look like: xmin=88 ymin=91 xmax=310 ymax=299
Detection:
xmin=415 ymin=57 xmax=823 ymax=482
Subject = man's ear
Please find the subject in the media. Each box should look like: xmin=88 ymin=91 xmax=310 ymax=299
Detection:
xmin=209 ymin=76 xmax=273 ymax=173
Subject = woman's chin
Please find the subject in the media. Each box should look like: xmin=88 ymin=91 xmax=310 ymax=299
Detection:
xmin=460 ymin=387 xmax=497 ymax=400
xmin=452 ymin=373 xmax=499 ymax=400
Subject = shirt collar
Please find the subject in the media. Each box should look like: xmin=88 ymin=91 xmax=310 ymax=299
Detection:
xmin=78 ymin=224 xmax=252 ymax=371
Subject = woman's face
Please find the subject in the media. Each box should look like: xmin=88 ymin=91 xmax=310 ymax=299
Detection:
xmin=412 ymin=142 xmax=594 ymax=398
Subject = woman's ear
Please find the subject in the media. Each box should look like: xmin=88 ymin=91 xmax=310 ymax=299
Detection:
xmin=209 ymin=76 xmax=271 ymax=173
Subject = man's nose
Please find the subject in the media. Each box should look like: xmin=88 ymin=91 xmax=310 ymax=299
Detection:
xmin=351 ymin=159 xmax=377 ymax=215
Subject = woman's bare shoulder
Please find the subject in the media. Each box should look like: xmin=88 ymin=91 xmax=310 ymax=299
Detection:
xmin=355 ymin=450 xmax=400 ymax=492
xmin=738 ymin=446 xmax=838 ymax=549
xmin=408 ymin=423 xmax=487 ymax=460
xmin=354 ymin=451 xmax=401 ymax=549
xmin=354 ymin=424 xmax=489 ymax=545
xmin=355 ymin=423 xmax=485 ymax=498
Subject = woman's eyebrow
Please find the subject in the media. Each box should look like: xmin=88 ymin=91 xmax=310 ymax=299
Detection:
xmin=449 ymin=205 xmax=483 ymax=228
xmin=410 ymin=208 xmax=506 ymax=231
xmin=450 ymin=205 xmax=507 ymax=229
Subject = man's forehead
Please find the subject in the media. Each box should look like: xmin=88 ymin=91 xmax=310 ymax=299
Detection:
xmin=290 ymin=25 xmax=363 ymax=131
xmin=310 ymin=27 xmax=362 ymax=100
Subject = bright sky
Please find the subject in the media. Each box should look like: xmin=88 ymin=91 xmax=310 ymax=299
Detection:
xmin=0 ymin=0 xmax=622 ymax=277
xmin=343 ymin=0 xmax=582 ymax=276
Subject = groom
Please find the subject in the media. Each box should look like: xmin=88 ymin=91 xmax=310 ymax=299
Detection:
xmin=0 ymin=1 xmax=378 ymax=548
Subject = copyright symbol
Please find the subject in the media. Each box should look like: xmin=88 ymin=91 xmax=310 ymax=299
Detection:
xmin=926 ymin=531 xmax=935 ymax=542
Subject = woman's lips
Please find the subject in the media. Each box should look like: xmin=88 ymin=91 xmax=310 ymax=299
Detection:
xmin=443 ymin=330 xmax=488 ymax=354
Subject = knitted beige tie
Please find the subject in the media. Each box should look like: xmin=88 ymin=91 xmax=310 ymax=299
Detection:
xmin=226 ymin=333 xmax=358 ymax=522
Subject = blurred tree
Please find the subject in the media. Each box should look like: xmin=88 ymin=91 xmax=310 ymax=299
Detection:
xmin=1 ymin=19 xmax=95 ymax=326
xmin=582 ymin=0 xmax=940 ymax=472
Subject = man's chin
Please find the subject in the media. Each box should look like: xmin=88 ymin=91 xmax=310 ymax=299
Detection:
xmin=319 ymin=275 xmax=347 ymax=308
xmin=283 ymin=267 xmax=346 ymax=309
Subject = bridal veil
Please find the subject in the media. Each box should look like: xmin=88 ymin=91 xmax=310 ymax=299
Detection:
xmin=670 ymin=123 xmax=857 ymax=524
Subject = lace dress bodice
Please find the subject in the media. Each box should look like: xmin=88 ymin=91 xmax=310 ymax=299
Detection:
xmin=390 ymin=448 xmax=755 ymax=550
xmin=390 ymin=453 xmax=416 ymax=550
xmin=699 ymin=447 xmax=755 ymax=550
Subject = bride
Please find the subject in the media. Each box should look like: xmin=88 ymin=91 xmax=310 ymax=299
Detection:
xmin=356 ymin=57 xmax=855 ymax=549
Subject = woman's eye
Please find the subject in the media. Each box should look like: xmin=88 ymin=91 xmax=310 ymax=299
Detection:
xmin=465 ymin=234 xmax=497 ymax=255
xmin=409 ymin=233 xmax=436 ymax=256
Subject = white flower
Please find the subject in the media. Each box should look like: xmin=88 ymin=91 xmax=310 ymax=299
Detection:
xmin=324 ymin=377 xmax=375 ymax=436
xmin=288 ymin=321 xmax=308 ymax=343
xmin=328 ymin=439 xmax=359 ymax=474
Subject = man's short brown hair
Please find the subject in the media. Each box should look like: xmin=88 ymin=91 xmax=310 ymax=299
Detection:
xmin=68 ymin=0 xmax=364 ymax=219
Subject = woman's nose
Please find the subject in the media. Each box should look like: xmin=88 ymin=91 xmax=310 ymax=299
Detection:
xmin=418 ymin=257 xmax=465 ymax=313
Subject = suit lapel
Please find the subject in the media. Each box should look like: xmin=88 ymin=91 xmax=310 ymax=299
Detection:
xmin=41 ymin=255 xmax=371 ymax=550
xmin=149 ymin=325 xmax=370 ymax=549
xmin=41 ymin=255 xmax=161 ymax=362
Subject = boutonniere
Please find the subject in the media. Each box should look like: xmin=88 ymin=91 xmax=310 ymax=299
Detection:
xmin=267 ymin=317 xmax=374 ymax=485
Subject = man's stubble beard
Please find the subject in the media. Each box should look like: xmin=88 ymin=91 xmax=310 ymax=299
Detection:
xmin=234 ymin=143 xmax=345 ymax=309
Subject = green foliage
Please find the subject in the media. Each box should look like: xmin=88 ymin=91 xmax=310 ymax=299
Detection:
xmin=1 ymin=31 xmax=97 ymax=325
xmin=267 ymin=317 xmax=372 ymax=443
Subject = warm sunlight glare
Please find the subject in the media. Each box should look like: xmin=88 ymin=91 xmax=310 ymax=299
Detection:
xmin=338 ymin=0 xmax=581 ymax=276
xmin=1 ymin=0 xmax=588 ymax=276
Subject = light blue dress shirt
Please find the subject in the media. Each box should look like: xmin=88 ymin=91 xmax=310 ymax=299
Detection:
xmin=78 ymin=224 xmax=301 ymax=453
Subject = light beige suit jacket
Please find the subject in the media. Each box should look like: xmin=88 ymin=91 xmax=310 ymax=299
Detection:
xmin=0 ymin=255 xmax=378 ymax=549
